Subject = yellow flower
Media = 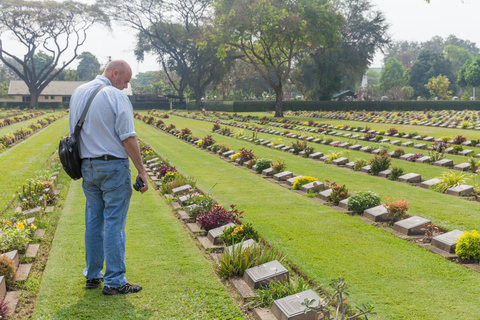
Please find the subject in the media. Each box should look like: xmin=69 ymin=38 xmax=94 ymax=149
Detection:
xmin=199 ymin=195 xmax=204 ymax=198
xmin=16 ymin=222 xmax=25 ymax=229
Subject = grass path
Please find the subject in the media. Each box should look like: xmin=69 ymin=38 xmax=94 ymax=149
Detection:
xmin=0 ymin=116 xmax=68 ymax=209
xmin=0 ymin=111 xmax=64 ymax=137
xmin=137 ymin=120 xmax=480 ymax=320
xmin=32 ymin=170 xmax=245 ymax=319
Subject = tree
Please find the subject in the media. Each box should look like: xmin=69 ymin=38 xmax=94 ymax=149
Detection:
xmin=457 ymin=55 xmax=480 ymax=89
xmin=213 ymin=0 xmax=343 ymax=116
xmin=99 ymin=0 xmax=233 ymax=109
xmin=292 ymin=0 xmax=389 ymax=101
xmin=0 ymin=0 xmax=108 ymax=108
xmin=76 ymin=52 xmax=101 ymax=81
xmin=366 ymin=69 xmax=380 ymax=86
xmin=379 ymin=57 xmax=405 ymax=93
xmin=444 ymin=45 xmax=472 ymax=75
xmin=425 ymin=75 xmax=452 ymax=100
xmin=407 ymin=50 xmax=455 ymax=98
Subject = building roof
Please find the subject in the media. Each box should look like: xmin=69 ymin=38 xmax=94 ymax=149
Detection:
xmin=8 ymin=80 xmax=133 ymax=96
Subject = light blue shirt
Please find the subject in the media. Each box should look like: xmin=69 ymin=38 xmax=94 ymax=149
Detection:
xmin=69 ymin=75 xmax=136 ymax=159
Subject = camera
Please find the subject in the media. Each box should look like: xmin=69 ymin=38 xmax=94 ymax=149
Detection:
xmin=133 ymin=177 xmax=145 ymax=192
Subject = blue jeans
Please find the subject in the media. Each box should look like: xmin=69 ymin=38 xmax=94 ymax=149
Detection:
xmin=81 ymin=158 xmax=132 ymax=288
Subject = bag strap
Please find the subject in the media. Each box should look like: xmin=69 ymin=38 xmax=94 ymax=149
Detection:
xmin=74 ymin=84 xmax=107 ymax=134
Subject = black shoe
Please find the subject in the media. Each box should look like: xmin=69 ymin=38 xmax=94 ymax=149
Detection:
xmin=102 ymin=282 xmax=142 ymax=295
xmin=85 ymin=278 xmax=104 ymax=289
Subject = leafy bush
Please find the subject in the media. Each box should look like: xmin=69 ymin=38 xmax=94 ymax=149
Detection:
xmin=456 ymin=230 xmax=480 ymax=261
xmin=347 ymin=191 xmax=381 ymax=214
xmin=383 ymin=198 xmax=409 ymax=220
xmin=327 ymin=182 xmax=349 ymax=205
xmin=452 ymin=135 xmax=467 ymax=145
xmin=292 ymin=176 xmax=317 ymax=190
xmin=255 ymin=158 xmax=273 ymax=173
xmin=161 ymin=174 xmax=196 ymax=194
xmin=433 ymin=171 xmax=469 ymax=193
xmin=187 ymin=193 xmax=217 ymax=219
xmin=270 ymin=158 xmax=287 ymax=173
xmin=353 ymin=158 xmax=367 ymax=171
xmin=324 ymin=150 xmax=348 ymax=164
xmin=387 ymin=128 xmax=398 ymax=135
xmin=452 ymin=145 xmax=463 ymax=155
xmin=246 ymin=276 xmax=311 ymax=309
xmin=212 ymin=123 xmax=221 ymax=132
xmin=218 ymin=143 xmax=230 ymax=153
xmin=197 ymin=205 xmax=235 ymax=231
xmin=392 ymin=148 xmax=405 ymax=158
xmin=211 ymin=144 xmax=220 ymax=153
xmin=302 ymin=145 xmax=315 ymax=158
xmin=0 ymin=228 xmax=30 ymax=253
xmin=406 ymin=153 xmax=424 ymax=162
xmin=201 ymin=135 xmax=216 ymax=148
xmin=364 ymin=133 xmax=376 ymax=140
xmin=290 ymin=140 xmax=307 ymax=155
xmin=325 ymin=137 xmax=334 ymax=145
xmin=219 ymin=222 xmax=260 ymax=246
xmin=468 ymin=157 xmax=479 ymax=173
xmin=238 ymin=148 xmax=256 ymax=163
xmin=231 ymin=153 xmax=241 ymax=162
xmin=370 ymin=153 xmax=391 ymax=175
xmin=389 ymin=167 xmax=404 ymax=181
xmin=0 ymin=255 xmax=16 ymax=286
xmin=216 ymin=241 xmax=285 ymax=278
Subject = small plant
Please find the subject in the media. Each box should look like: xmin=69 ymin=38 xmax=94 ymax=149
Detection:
xmin=421 ymin=223 xmax=439 ymax=243
xmin=255 ymin=158 xmax=273 ymax=173
xmin=364 ymin=145 xmax=374 ymax=153
xmin=452 ymin=145 xmax=464 ymax=155
xmin=433 ymin=171 xmax=469 ymax=193
xmin=201 ymin=135 xmax=216 ymax=148
xmin=383 ymin=197 xmax=409 ymax=220
xmin=306 ymin=189 xmax=318 ymax=198
xmin=392 ymin=148 xmax=405 ymax=158
xmin=216 ymin=241 xmax=285 ymax=278
xmin=270 ymin=158 xmax=287 ymax=173
xmin=455 ymin=230 xmax=480 ymax=261
xmin=364 ymin=133 xmax=376 ymax=140
xmin=353 ymin=158 xmax=367 ymax=171
xmin=325 ymin=137 xmax=334 ymax=145
xmin=219 ymin=222 xmax=260 ymax=246
xmin=387 ymin=127 xmax=398 ymax=135
xmin=211 ymin=144 xmax=220 ymax=153
xmin=406 ymin=153 xmax=424 ymax=162
xmin=370 ymin=153 xmax=391 ymax=175
xmin=212 ymin=123 xmax=221 ymax=132
xmin=292 ymin=176 xmax=317 ymax=190
xmin=302 ymin=145 xmax=315 ymax=158
xmin=197 ymin=205 xmax=236 ymax=231
xmin=0 ymin=255 xmax=17 ymax=286
xmin=0 ymin=299 xmax=8 ymax=319
xmin=231 ymin=153 xmax=241 ymax=162
xmin=218 ymin=143 xmax=230 ymax=153
xmin=452 ymin=135 xmax=467 ymax=145
xmin=324 ymin=150 xmax=348 ymax=164
xmin=347 ymin=191 xmax=381 ymax=214
xmin=238 ymin=148 xmax=256 ymax=163
xmin=290 ymin=140 xmax=307 ymax=155
xmin=247 ymin=276 xmax=311 ymax=309
xmin=388 ymin=167 xmax=404 ymax=181
xmin=187 ymin=193 xmax=217 ymax=219
xmin=467 ymin=157 xmax=479 ymax=173
xmin=326 ymin=182 xmax=349 ymax=205
xmin=441 ymin=136 xmax=452 ymax=143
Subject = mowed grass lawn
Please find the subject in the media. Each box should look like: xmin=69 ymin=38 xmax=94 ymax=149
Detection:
xmin=0 ymin=116 xmax=68 ymax=209
xmin=33 ymin=168 xmax=244 ymax=320
xmin=137 ymin=119 xmax=480 ymax=320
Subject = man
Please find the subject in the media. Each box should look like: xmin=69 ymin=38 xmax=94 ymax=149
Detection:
xmin=69 ymin=60 xmax=148 ymax=295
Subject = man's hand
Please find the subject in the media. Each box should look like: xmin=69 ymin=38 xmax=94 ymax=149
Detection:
xmin=123 ymin=136 xmax=149 ymax=193
xmin=137 ymin=172 xmax=148 ymax=193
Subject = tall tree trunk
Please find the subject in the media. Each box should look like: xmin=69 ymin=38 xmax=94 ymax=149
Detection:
xmin=274 ymin=84 xmax=283 ymax=117
xmin=29 ymin=91 xmax=39 ymax=109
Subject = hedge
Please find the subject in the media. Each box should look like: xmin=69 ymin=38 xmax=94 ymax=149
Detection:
xmin=1 ymin=101 xmax=183 ymax=110
xmin=187 ymin=100 xmax=480 ymax=113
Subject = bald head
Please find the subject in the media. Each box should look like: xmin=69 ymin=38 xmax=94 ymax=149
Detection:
xmin=103 ymin=60 xmax=132 ymax=90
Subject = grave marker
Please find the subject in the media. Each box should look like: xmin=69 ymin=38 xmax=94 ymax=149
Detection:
xmin=394 ymin=216 xmax=431 ymax=235
xmin=271 ymin=290 xmax=320 ymax=320
xmin=207 ymin=223 xmax=236 ymax=245
xmin=243 ymin=260 xmax=289 ymax=290
xmin=432 ymin=230 xmax=464 ymax=253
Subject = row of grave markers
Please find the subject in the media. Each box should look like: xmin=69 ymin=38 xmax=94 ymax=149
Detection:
xmin=151 ymin=122 xmax=477 ymax=274
xmin=143 ymin=156 xmax=324 ymax=320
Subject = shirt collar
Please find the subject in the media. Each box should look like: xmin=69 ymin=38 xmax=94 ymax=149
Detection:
xmin=95 ymin=75 xmax=112 ymax=86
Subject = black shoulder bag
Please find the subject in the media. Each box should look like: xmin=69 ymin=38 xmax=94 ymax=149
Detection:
xmin=59 ymin=84 xmax=106 ymax=180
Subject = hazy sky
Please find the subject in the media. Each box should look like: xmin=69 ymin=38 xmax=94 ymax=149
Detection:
xmin=1 ymin=0 xmax=479 ymax=76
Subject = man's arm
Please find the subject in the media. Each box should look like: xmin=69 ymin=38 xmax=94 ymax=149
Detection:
xmin=122 ymin=136 xmax=148 ymax=193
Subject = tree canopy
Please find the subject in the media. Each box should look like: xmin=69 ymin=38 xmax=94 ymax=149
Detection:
xmin=379 ymin=57 xmax=405 ymax=93
xmin=76 ymin=52 xmax=101 ymax=81
xmin=213 ymin=0 xmax=343 ymax=116
xmin=0 ymin=0 xmax=108 ymax=108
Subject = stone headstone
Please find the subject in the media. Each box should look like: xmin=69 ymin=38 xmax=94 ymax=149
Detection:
xmin=273 ymin=171 xmax=293 ymax=181
xmin=178 ymin=195 xmax=191 ymax=206
xmin=398 ymin=173 xmax=421 ymax=183
xmin=458 ymin=149 xmax=474 ymax=156
xmin=243 ymin=260 xmax=289 ymax=290
xmin=446 ymin=184 xmax=475 ymax=196
xmin=433 ymin=159 xmax=453 ymax=167
xmin=207 ymin=223 xmax=236 ymax=245
xmin=453 ymin=162 xmax=470 ymax=171
xmin=444 ymin=147 xmax=454 ymax=154
xmin=420 ymin=178 xmax=442 ymax=189
xmin=363 ymin=205 xmax=391 ymax=222
xmin=223 ymin=150 xmax=236 ymax=158
xmin=393 ymin=216 xmax=431 ymax=235
xmin=378 ymin=169 xmax=392 ymax=178
xmin=401 ymin=141 xmax=413 ymax=147
xmin=287 ymin=176 xmax=303 ymax=186
xmin=226 ymin=239 xmax=256 ymax=254
xmin=301 ymin=181 xmax=324 ymax=192
xmin=172 ymin=184 xmax=192 ymax=195
xmin=432 ymin=230 xmax=464 ymax=253
xmin=2 ymin=250 xmax=19 ymax=268
xmin=338 ymin=198 xmax=349 ymax=209
xmin=271 ymin=290 xmax=320 ymax=320
xmin=423 ymin=137 xmax=434 ymax=141
xmin=308 ymin=152 xmax=323 ymax=159
xmin=361 ymin=165 xmax=371 ymax=173
xmin=281 ymin=146 xmax=291 ymax=151
xmin=332 ymin=157 xmax=349 ymax=165
xmin=415 ymin=156 xmax=431 ymax=164
xmin=414 ymin=144 xmax=427 ymax=149
xmin=274 ymin=144 xmax=285 ymax=149
xmin=318 ymin=189 xmax=332 ymax=201
xmin=263 ymin=168 xmax=274 ymax=176
xmin=349 ymin=144 xmax=362 ymax=150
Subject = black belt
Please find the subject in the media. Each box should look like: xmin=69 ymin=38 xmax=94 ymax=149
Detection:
xmin=87 ymin=155 xmax=127 ymax=161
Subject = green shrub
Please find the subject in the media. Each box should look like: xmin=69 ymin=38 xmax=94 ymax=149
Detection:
xmin=456 ymin=230 xmax=480 ymax=261
xmin=0 ymin=228 xmax=30 ymax=253
xmin=353 ymin=158 xmax=367 ymax=171
xmin=219 ymin=223 xmax=260 ymax=246
xmin=452 ymin=145 xmax=463 ymax=155
xmin=433 ymin=171 xmax=469 ymax=193
xmin=271 ymin=158 xmax=287 ymax=173
xmin=347 ymin=191 xmax=381 ymax=214
xmin=325 ymin=137 xmax=333 ymax=145
xmin=255 ymin=158 xmax=273 ymax=173
xmin=246 ymin=276 xmax=311 ymax=309
xmin=389 ymin=167 xmax=404 ymax=181
xmin=216 ymin=241 xmax=285 ymax=278
xmin=370 ymin=153 xmax=391 ymax=175
xmin=292 ymin=176 xmax=317 ymax=190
